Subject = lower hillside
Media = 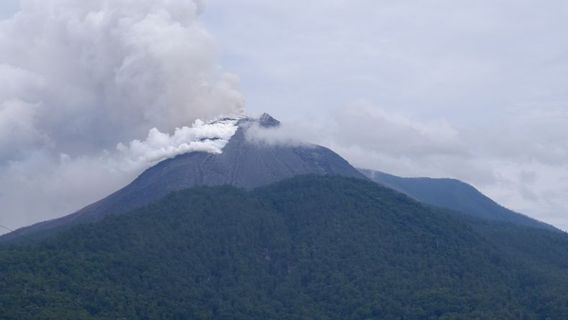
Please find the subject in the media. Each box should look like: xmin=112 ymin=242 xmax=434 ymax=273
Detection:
xmin=1 ymin=175 xmax=568 ymax=319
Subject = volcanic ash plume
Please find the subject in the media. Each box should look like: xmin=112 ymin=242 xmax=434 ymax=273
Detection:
xmin=0 ymin=0 xmax=244 ymax=160
xmin=0 ymin=0 xmax=245 ymax=232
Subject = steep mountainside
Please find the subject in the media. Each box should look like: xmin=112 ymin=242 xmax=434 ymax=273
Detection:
xmin=2 ymin=176 xmax=568 ymax=319
xmin=2 ymin=115 xmax=365 ymax=241
xmin=360 ymin=169 xmax=554 ymax=231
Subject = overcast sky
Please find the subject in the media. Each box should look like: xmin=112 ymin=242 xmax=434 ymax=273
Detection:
xmin=1 ymin=0 xmax=567 ymax=232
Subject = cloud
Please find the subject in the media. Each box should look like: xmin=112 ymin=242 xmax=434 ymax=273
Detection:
xmin=0 ymin=0 xmax=244 ymax=232
xmin=244 ymin=121 xmax=311 ymax=147
xmin=330 ymin=102 xmax=467 ymax=158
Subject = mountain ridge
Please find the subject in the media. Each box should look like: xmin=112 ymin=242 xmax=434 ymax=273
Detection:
xmin=360 ymin=169 xmax=556 ymax=231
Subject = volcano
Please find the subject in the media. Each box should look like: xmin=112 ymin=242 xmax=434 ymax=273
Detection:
xmin=2 ymin=114 xmax=365 ymax=241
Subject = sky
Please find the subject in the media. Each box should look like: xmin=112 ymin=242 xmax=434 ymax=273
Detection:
xmin=0 ymin=0 xmax=567 ymax=232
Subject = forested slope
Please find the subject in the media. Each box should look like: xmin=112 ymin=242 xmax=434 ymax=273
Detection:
xmin=2 ymin=176 xmax=568 ymax=319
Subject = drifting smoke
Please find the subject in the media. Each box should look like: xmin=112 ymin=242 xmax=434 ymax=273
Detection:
xmin=244 ymin=122 xmax=312 ymax=147
xmin=0 ymin=0 xmax=244 ymax=232
xmin=117 ymin=118 xmax=240 ymax=171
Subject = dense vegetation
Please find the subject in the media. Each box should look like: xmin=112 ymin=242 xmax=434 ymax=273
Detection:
xmin=2 ymin=175 xmax=568 ymax=319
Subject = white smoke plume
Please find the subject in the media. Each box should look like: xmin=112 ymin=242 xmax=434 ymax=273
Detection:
xmin=0 ymin=0 xmax=245 ymax=233
xmin=244 ymin=122 xmax=311 ymax=147
xmin=117 ymin=118 xmax=240 ymax=172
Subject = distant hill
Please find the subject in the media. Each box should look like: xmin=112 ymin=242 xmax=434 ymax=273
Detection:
xmin=2 ymin=175 xmax=568 ymax=319
xmin=360 ymin=169 xmax=555 ymax=231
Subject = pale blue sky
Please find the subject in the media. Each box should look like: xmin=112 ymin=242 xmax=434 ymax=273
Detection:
xmin=0 ymin=0 xmax=18 ymax=18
